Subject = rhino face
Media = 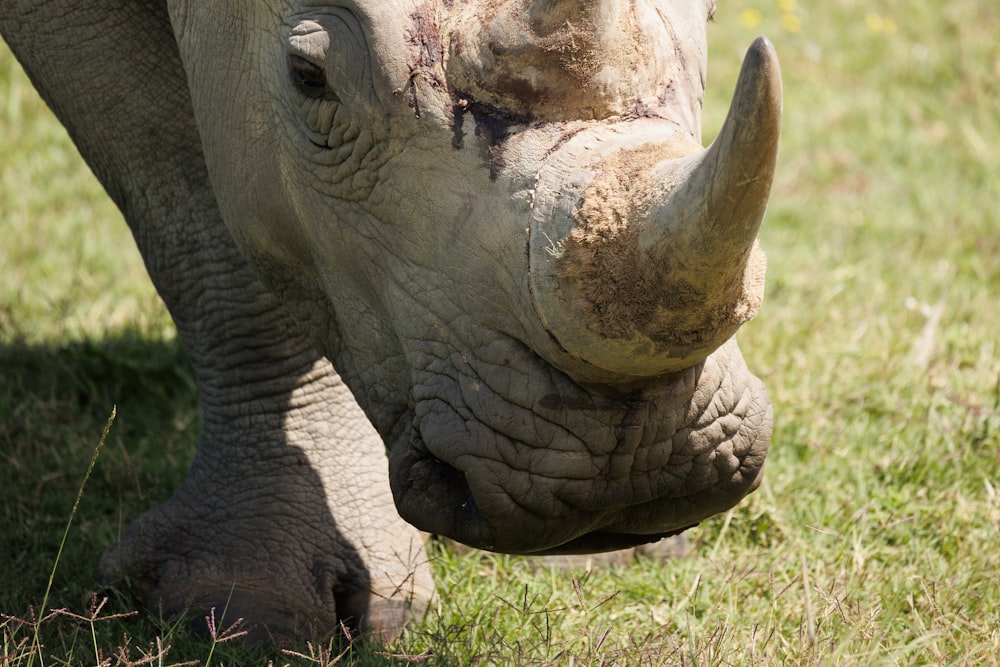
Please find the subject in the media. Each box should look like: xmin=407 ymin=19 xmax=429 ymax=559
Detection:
xmin=170 ymin=0 xmax=779 ymax=553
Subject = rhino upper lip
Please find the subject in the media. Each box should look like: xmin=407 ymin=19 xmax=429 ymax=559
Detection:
xmin=400 ymin=419 xmax=695 ymax=555
xmin=387 ymin=327 xmax=702 ymax=552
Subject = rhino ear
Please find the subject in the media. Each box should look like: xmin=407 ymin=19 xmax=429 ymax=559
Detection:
xmin=528 ymin=37 xmax=782 ymax=378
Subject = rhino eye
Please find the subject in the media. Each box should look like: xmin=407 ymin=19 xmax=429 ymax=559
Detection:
xmin=289 ymin=55 xmax=330 ymax=99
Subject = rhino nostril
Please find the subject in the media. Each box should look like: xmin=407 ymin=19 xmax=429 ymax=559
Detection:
xmin=389 ymin=428 xmax=493 ymax=547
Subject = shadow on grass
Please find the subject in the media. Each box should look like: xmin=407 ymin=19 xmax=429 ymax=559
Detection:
xmin=0 ymin=336 xmax=419 ymax=666
xmin=0 ymin=334 xmax=201 ymax=658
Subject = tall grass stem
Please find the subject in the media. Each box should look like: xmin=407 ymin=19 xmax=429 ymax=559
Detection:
xmin=27 ymin=407 xmax=116 ymax=667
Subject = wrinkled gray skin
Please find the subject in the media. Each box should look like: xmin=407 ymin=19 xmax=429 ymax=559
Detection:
xmin=2 ymin=0 xmax=779 ymax=642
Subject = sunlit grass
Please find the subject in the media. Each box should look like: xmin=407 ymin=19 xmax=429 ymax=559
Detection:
xmin=2 ymin=0 xmax=999 ymax=663
xmin=0 ymin=45 xmax=171 ymax=345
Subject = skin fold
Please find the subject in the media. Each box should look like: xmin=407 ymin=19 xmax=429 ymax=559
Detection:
xmin=2 ymin=0 xmax=778 ymax=641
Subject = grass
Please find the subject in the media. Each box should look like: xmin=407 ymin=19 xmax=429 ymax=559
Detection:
xmin=2 ymin=0 xmax=999 ymax=663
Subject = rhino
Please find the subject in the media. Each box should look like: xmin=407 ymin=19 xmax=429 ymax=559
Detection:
xmin=2 ymin=0 xmax=780 ymax=641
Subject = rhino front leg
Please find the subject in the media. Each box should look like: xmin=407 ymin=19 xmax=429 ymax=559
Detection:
xmin=99 ymin=351 xmax=434 ymax=641
xmin=0 ymin=0 xmax=432 ymax=640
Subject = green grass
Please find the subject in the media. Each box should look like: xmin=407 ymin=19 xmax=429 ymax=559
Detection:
xmin=2 ymin=0 xmax=999 ymax=663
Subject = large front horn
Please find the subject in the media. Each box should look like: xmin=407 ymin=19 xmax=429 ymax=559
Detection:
xmin=529 ymin=38 xmax=782 ymax=378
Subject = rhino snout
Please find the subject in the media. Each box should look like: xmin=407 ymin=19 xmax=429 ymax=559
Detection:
xmin=387 ymin=337 xmax=771 ymax=554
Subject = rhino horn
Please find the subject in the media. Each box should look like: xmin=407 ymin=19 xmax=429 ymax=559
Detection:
xmin=448 ymin=0 xmax=697 ymax=122
xmin=529 ymin=37 xmax=782 ymax=378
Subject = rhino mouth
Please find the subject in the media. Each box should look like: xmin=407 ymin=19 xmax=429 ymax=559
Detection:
xmin=385 ymin=333 xmax=769 ymax=554
xmin=390 ymin=428 xmax=693 ymax=555
xmin=545 ymin=528 xmax=694 ymax=555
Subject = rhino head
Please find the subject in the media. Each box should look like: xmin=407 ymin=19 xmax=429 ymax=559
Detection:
xmin=172 ymin=0 xmax=780 ymax=554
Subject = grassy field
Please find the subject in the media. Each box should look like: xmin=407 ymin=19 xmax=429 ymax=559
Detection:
xmin=2 ymin=0 xmax=998 ymax=664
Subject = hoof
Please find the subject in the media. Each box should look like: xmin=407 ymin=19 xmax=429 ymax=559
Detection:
xmin=97 ymin=504 xmax=434 ymax=645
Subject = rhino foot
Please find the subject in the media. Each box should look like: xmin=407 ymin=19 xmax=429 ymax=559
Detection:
xmin=97 ymin=465 xmax=432 ymax=644
xmin=97 ymin=356 xmax=434 ymax=644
